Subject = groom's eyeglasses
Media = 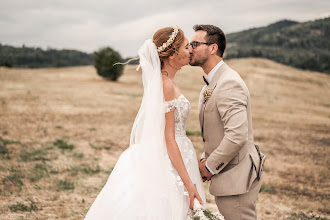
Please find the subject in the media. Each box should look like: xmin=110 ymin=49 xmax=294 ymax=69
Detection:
xmin=189 ymin=41 xmax=215 ymax=49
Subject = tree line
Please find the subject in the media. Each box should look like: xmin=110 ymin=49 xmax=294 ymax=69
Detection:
xmin=225 ymin=17 xmax=330 ymax=74
xmin=1 ymin=17 xmax=329 ymax=74
xmin=0 ymin=44 xmax=93 ymax=68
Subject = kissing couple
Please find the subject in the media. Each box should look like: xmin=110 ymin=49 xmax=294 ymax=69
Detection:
xmin=84 ymin=24 xmax=266 ymax=220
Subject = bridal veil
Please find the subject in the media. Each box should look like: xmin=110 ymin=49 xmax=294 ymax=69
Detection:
xmin=84 ymin=40 xmax=186 ymax=219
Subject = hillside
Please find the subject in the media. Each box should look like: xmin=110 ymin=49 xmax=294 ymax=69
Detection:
xmin=0 ymin=58 xmax=329 ymax=219
xmin=1 ymin=17 xmax=329 ymax=73
xmin=0 ymin=44 xmax=93 ymax=68
xmin=226 ymin=17 xmax=330 ymax=74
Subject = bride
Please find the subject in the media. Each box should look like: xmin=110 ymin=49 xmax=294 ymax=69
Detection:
xmin=84 ymin=26 xmax=206 ymax=220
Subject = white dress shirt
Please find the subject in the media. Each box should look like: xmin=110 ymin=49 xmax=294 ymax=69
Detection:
xmin=198 ymin=60 xmax=224 ymax=175
xmin=198 ymin=60 xmax=224 ymax=112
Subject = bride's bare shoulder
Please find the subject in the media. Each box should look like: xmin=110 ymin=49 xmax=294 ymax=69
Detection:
xmin=162 ymin=76 xmax=176 ymax=101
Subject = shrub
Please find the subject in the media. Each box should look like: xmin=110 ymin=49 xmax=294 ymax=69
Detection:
xmin=94 ymin=47 xmax=124 ymax=81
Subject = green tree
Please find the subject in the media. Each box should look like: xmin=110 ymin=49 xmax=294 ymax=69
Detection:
xmin=94 ymin=47 xmax=124 ymax=81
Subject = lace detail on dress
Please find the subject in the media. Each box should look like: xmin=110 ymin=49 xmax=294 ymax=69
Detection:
xmin=163 ymin=94 xmax=204 ymax=206
xmin=164 ymin=94 xmax=191 ymax=137
xmin=164 ymin=98 xmax=179 ymax=113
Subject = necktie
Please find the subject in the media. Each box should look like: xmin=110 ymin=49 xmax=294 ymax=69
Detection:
xmin=203 ymin=76 xmax=209 ymax=85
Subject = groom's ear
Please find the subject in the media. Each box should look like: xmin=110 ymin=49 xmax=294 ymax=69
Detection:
xmin=210 ymin=44 xmax=218 ymax=55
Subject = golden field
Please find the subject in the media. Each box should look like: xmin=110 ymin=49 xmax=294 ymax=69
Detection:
xmin=0 ymin=58 xmax=329 ymax=219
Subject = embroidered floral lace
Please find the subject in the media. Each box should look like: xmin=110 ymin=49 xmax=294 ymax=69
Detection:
xmin=164 ymin=95 xmax=204 ymax=203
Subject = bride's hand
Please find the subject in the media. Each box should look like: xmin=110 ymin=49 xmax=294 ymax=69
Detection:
xmin=187 ymin=184 xmax=203 ymax=210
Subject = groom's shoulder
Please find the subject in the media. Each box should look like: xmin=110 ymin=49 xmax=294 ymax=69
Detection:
xmin=218 ymin=64 xmax=243 ymax=84
xmin=216 ymin=63 xmax=248 ymax=92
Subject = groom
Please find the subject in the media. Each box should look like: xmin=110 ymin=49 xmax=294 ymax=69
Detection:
xmin=189 ymin=24 xmax=265 ymax=220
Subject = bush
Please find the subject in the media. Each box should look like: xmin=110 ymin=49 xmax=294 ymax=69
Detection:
xmin=94 ymin=47 xmax=124 ymax=81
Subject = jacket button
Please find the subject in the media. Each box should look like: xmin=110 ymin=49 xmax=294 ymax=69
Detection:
xmin=216 ymin=162 xmax=224 ymax=170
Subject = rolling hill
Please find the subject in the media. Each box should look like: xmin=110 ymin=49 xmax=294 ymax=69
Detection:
xmin=226 ymin=17 xmax=330 ymax=74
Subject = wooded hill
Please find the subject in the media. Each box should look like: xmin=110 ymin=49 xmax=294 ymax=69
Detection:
xmin=0 ymin=44 xmax=93 ymax=68
xmin=226 ymin=17 xmax=330 ymax=74
xmin=1 ymin=17 xmax=329 ymax=73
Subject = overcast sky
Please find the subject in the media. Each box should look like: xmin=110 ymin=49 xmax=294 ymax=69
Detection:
xmin=1 ymin=0 xmax=329 ymax=57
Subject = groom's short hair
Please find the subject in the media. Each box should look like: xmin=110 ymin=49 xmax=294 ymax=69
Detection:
xmin=193 ymin=24 xmax=226 ymax=57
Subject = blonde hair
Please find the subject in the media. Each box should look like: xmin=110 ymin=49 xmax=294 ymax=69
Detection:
xmin=115 ymin=27 xmax=185 ymax=68
xmin=153 ymin=27 xmax=185 ymax=68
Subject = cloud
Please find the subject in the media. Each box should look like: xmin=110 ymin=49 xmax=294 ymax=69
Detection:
xmin=0 ymin=0 xmax=329 ymax=57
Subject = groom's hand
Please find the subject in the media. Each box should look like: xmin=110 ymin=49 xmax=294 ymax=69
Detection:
xmin=199 ymin=159 xmax=213 ymax=181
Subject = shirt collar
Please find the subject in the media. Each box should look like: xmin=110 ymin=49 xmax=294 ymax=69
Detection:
xmin=206 ymin=60 xmax=224 ymax=84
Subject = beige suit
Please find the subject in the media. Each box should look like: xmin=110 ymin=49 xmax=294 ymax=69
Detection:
xmin=199 ymin=63 xmax=265 ymax=220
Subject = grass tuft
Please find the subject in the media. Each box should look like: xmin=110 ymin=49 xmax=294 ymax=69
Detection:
xmin=0 ymin=144 xmax=9 ymax=155
xmin=56 ymin=179 xmax=74 ymax=191
xmin=260 ymin=183 xmax=277 ymax=194
xmin=68 ymin=164 xmax=101 ymax=175
xmin=3 ymin=173 xmax=24 ymax=193
xmin=20 ymin=149 xmax=49 ymax=162
xmin=0 ymin=136 xmax=21 ymax=159
xmin=72 ymin=152 xmax=84 ymax=159
xmin=186 ymin=129 xmax=201 ymax=136
xmin=89 ymin=143 xmax=110 ymax=150
xmin=28 ymin=163 xmax=50 ymax=182
xmin=285 ymin=211 xmax=327 ymax=220
xmin=53 ymin=139 xmax=75 ymax=150
xmin=4 ymin=173 xmax=24 ymax=187
xmin=9 ymin=200 xmax=38 ymax=212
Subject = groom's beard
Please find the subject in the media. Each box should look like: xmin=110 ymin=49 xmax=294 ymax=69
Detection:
xmin=189 ymin=51 xmax=208 ymax=67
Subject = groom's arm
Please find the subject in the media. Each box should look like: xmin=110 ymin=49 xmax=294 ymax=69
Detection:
xmin=206 ymin=79 xmax=248 ymax=174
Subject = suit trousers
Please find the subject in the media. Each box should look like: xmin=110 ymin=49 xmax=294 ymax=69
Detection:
xmin=215 ymin=178 xmax=262 ymax=220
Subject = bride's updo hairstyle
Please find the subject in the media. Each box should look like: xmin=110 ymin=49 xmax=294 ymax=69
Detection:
xmin=153 ymin=27 xmax=185 ymax=68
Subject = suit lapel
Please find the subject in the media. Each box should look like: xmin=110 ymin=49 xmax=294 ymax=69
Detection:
xmin=208 ymin=62 xmax=229 ymax=89
xmin=200 ymin=62 xmax=229 ymax=141
xmin=199 ymin=101 xmax=204 ymax=129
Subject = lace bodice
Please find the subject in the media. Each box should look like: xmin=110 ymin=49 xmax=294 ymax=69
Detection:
xmin=164 ymin=94 xmax=191 ymax=137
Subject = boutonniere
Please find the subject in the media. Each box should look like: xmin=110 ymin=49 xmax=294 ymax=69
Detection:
xmin=202 ymin=88 xmax=213 ymax=103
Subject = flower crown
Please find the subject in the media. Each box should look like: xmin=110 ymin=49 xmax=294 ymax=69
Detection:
xmin=157 ymin=26 xmax=179 ymax=53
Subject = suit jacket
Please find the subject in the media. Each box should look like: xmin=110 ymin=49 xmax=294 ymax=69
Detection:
xmin=199 ymin=63 xmax=262 ymax=196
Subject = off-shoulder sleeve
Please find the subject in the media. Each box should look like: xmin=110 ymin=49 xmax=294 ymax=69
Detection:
xmin=164 ymin=99 xmax=178 ymax=113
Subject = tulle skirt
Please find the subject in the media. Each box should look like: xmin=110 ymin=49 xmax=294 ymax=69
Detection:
xmin=84 ymin=136 xmax=205 ymax=220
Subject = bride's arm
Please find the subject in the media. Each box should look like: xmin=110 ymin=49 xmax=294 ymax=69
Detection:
xmin=163 ymin=77 xmax=203 ymax=210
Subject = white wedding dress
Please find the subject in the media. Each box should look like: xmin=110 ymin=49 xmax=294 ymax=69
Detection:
xmin=84 ymin=40 xmax=206 ymax=220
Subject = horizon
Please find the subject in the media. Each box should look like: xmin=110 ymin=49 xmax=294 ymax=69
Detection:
xmin=2 ymin=16 xmax=328 ymax=59
xmin=2 ymin=0 xmax=330 ymax=58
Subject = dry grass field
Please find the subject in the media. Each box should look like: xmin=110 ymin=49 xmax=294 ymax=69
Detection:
xmin=0 ymin=58 xmax=329 ymax=219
